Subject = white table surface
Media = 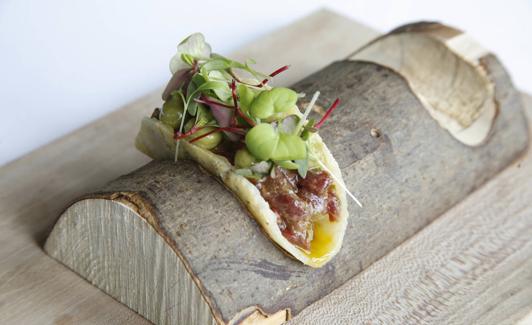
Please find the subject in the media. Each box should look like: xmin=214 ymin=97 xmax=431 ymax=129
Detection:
xmin=1 ymin=0 xmax=531 ymax=166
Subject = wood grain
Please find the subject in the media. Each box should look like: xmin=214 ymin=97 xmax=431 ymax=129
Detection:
xmin=45 ymin=199 xmax=217 ymax=325
xmin=289 ymin=94 xmax=532 ymax=325
xmin=0 ymin=10 xmax=377 ymax=325
xmin=1 ymin=9 xmax=531 ymax=324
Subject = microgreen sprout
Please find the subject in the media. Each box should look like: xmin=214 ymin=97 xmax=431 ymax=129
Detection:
xmin=174 ymin=126 xmax=203 ymax=140
xmin=230 ymin=80 xmax=256 ymax=126
xmin=189 ymin=126 xmax=245 ymax=143
xmin=315 ymin=98 xmax=341 ymax=129
xmin=257 ymin=65 xmax=290 ymax=88
xmin=155 ymin=33 xmax=347 ymax=179
xmin=229 ymin=65 xmax=290 ymax=89
xmin=195 ymin=96 xmax=234 ymax=109
xmin=134 ymin=32 xmax=364 ymax=258
xmin=295 ymin=91 xmax=320 ymax=135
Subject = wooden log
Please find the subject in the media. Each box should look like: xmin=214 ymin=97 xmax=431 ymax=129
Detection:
xmin=288 ymin=99 xmax=532 ymax=323
xmin=44 ymin=23 xmax=529 ymax=324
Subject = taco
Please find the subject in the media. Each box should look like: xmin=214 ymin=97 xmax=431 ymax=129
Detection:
xmin=135 ymin=33 xmax=355 ymax=267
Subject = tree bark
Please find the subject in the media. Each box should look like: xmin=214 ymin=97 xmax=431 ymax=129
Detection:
xmin=45 ymin=25 xmax=529 ymax=324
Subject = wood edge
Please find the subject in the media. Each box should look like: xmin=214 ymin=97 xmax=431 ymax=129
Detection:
xmin=287 ymin=93 xmax=532 ymax=323
xmin=389 ymin=21 xmax=461 ymax=38
xmin=231 ymin=306 xmax=291 ymax=325
xmin=343 ymin=52 xmax=522 ymax=147
xmin=50 ymin=191 xmax=295 ymax=324
xmin=517 ymin=93 xmax=532 ymax=157
xmin=347 ymin=22 xmax=500 ymax=146
xmin=477 ymin=54 xmax=531 ymax=148
xmin=52 ymin=191 xmax=228 ymax=324
xmin=45 ymin=58 xmax=531 ymax=325
xmin=336 ymin=58 xmax=499 ymax=143
xmin=350 ymin=21 xmax=461 ymax=58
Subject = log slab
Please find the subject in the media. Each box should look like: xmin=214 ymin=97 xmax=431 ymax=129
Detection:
xmin=45 ymin=54 xmax=528 ymax=323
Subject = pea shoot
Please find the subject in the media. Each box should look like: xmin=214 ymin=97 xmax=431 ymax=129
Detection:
xmin=151 ymin=33 xmax=341 ymax=179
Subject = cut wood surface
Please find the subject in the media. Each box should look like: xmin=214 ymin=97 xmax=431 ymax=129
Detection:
xmin=0 ymin=9 xmax=531 ymax=325
xmin=349 ymin=22 xmax=498 ymax=146
xmin=45 ymin=199 xmax=218 ymax=325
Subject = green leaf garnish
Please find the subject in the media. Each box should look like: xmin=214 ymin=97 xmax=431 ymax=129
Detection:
xmin=234 ymin=168 xmax=254 ymax=177
xmin=152 ymin=33 xmax=344 ymax=175
xmin=170 ymin=33 xmax=211 ymax=73
xmin=276 ymin=160 xmax=299 ymax=170
xmin=237 ymin=84 xmax=257 ymax=114
xmin=295 ymin=156 xmax=308 ymax=178
xmin=234 ymin=148 xmax=257 ymax=168
xmin=234 ymin=168 xmax=263 ymax=180
xmin=207 ymin=71 xmax=231 ymax=101
xmin=301 ymin=118 xmax=317 ymax=140
xmin=249 ymin=87 xmax=298 ymax=119
xmin=245 ymin=123 xmax=306 ymax=161
xmin=160 ymin=93 xmax=185 ymax=129
xmin=202 ymin=58 xmax=231 ymax=71
xmin=186 ymin=80 xmax=228 ymax=116
xmin=181 ymin=53 xmax=196 ymax=66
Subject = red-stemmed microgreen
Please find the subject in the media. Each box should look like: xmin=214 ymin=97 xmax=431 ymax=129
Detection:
xmin=160 ymin=33 xmax=349 ymax=180
xmin=257 ymin=65 xmax=289 ymax=87
xmin=195 ymin=96 xmax=235 ymax=109
xmin=315 ymin=98 xmax=340 ymax=129
xmin=230 ymin=80 xmax=256 ymax=126
xmin=189 ymin=126 xmax=246 ymax=143
xmin=174 ymin=125 xmax=204 ymax=140
xmin=135 ymin=30 xmax=369 ymax=245
xmin=227 ymin=69 xmax=245 ymax=84
xmin=229 ymin=65 xmax=290 ymax=89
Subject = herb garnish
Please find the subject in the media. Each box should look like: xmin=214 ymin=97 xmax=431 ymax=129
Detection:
xmin=157 ymin=33 xmax=343 ymax=180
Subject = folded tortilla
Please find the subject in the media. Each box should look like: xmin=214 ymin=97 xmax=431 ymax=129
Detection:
xmin=135 ymin=117 xmax=348 ymax=267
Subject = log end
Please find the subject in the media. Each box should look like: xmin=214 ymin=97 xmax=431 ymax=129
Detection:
xmin=349 ymin=22 xmax=499 ymax=146
xmin=45 ymin=197 xmax=289 ymax=325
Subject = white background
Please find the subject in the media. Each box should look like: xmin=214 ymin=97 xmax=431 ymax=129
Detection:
xmin=1 ymin=0 xmax=531 ymax=166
